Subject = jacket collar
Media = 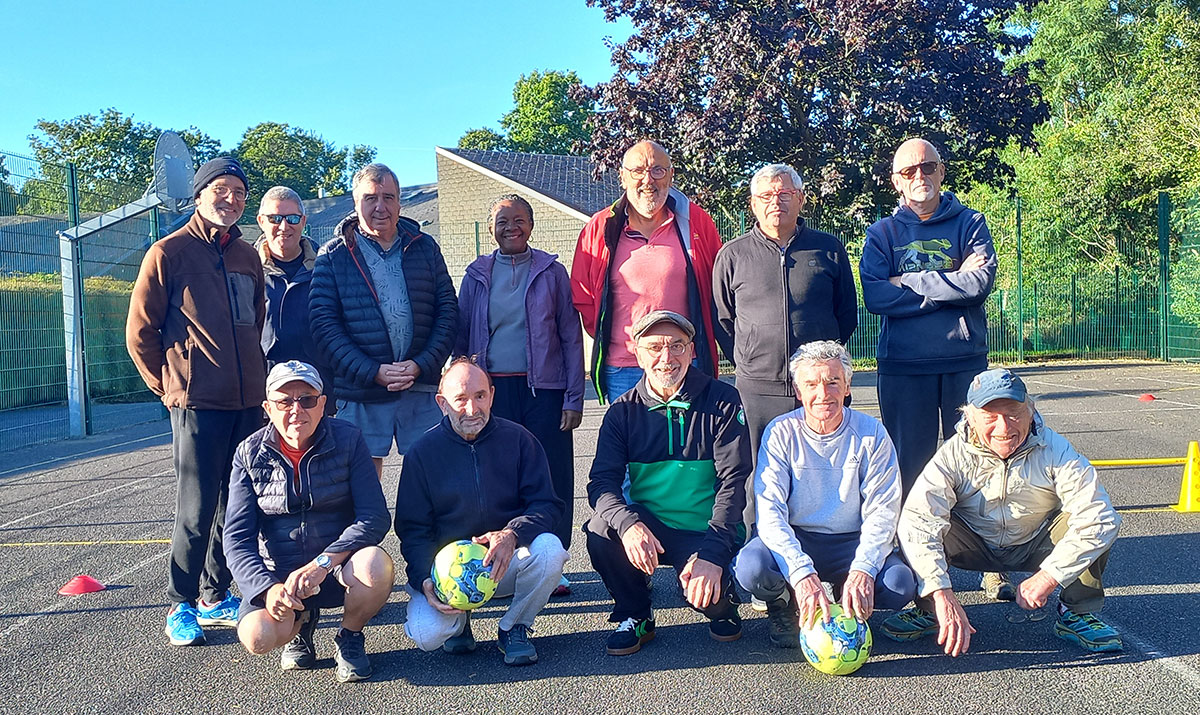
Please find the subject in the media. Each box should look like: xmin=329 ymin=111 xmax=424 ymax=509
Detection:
xmin=334 ymin=211 xmax=424 ymax=252
xmin=464 ymin=247 xmax=560 ymax=285
xmin=184 ymin=211 xmax=242 ymax=247
xmin=435 ymin=413 xmax=499 ymax=446
xmin=259 ymin=417 xmax=333 ymax=461
xmin=257 ymin=236 xmax=317 ymax=277
xmin=634 ymin=368 xmax=707 ymax=409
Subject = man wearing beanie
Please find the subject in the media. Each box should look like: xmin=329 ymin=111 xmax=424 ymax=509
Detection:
xmin=127 ymin=156 xmax=267 ymax=647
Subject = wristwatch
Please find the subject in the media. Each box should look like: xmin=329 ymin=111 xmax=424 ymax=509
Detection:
xmin=314 ymin=553 xmax=332 ymax=570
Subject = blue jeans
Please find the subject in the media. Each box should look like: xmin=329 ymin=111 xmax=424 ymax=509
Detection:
xmin=602 ymin=365 xmax=643 ymax=404
xmin=734 ymin=533 xmax=915 ymax=611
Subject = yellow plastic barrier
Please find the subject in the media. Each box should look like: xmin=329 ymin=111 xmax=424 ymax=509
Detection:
xmin=1091 ymin=440 xmax=1200 ymax=513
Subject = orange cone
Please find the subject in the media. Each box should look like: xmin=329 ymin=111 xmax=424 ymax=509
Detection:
xmin=59 ymin=574 xmax=106 ymax=595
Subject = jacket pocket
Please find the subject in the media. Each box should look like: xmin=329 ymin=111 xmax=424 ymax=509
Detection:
xmin=163 ymin=337 xmax=192 ymax=403
xmin=228 ymin=272 xmax=257 ymax=327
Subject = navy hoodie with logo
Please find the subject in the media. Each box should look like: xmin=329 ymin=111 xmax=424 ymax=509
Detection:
xmin=860 ymin=192 xmax=997 ymax=375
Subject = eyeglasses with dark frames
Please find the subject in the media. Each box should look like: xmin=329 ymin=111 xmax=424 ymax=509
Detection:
xmin=264 ymin=214 xmax=303 ymax=225
xmin=893 ymin=161 xmax=941 ymax=180
xmin=268 ymin=395 xmax=321 ymax=410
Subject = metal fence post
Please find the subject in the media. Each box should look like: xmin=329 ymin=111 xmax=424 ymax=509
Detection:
xmin=1015 ymin=195 xmax=1025 ymax=362
xmin=1159 ymin=191 xmax=1171 ymax=360
xmin=60 ymin=162 xmax=91 ymax=437
xmin=474 ymin=221 xmax=480 ymax=257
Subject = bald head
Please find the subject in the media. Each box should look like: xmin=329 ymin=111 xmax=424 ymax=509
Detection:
xmin=436 ymin=359 xmax=494 ymax=440
xmin=622 ymin=140 xmax=672 ymax=168
xmin=890 ymin=138 xmax=945 ymax=216
xmin=620 ymin=140 xmax=675 ymax=221
xmin=892 ymin=139 xmax=942 ymax=172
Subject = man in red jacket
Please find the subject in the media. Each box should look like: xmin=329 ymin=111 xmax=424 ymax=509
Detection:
xmin=571 ymin=140 xmax=723 ymax=403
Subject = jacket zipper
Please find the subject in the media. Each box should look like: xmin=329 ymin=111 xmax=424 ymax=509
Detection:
xmin=470 ymin=444 xmax=485 ymax=517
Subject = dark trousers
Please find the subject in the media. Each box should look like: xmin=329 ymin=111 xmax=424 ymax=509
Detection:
xmin=584 ymin=506 xmax=738 ymax=622
xmin=917 ymin=513 xmax=1111 ymax=614
xmin=734 ymin=533 xmax=916 ymax=610
xmin=877 ymin=369 xmax=977 ymax=494
xmin=491 ymin=377 xmax=574 ymax=549
xmin=168 ymin=406 xmax=262 ymax=605
xmin=737 ymin=389 xmax=800 ymax=525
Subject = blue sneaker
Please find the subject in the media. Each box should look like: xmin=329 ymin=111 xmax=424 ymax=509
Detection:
xmin=165 ymin=603 xmax=205 ymax=646
xmin=196 ymin=591 xmax=241 ymax=627
xmin=1054 ymin=609 xmax=1123 ymax=653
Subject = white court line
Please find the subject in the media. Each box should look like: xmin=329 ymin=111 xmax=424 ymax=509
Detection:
xmin=1039 ymin=406 xmax=1200 ymax=417
xmin=1105 ymin=615 xmax=1200 ymax=691
xmin=0 ymin=431 xmax=170 ymax=480
xmin=0 ymin=549 xmax=169 ymax=642
xmin=1026 ymin=377 xmax=1200 ymax=409
xmin=0 ymin=475 xmax=159 ymax=529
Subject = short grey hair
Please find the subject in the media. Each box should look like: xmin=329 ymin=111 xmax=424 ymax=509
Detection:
xmin=257 ymin=186 xmax=305 ymax=216
xmin=789 ymin=340 xmax=852 ymax=386
xmin=352 ymin=163 xmax=400 ymax=195
xmin=751 ymin=163 xmax=804 ymax=194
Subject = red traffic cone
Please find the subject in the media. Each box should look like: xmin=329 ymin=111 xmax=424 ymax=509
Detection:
xmin=59 ymin=574 xmax=106 ymax=595
xmin=1139 ymin=393 xmax=1157 ymax=402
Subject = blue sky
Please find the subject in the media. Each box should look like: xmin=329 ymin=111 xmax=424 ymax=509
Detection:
xmin=1 ymin=1 xmax=633 ymax=185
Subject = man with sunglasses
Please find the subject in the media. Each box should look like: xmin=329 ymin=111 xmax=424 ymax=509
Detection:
xmin=127 ymin=157 xmax=267 ymax=647
xmin=255 ymin=187 xmax=333 ymax=414
xmin=225 ymin=361 xmax=393 ymax=681
xmin=571 ymin=140 xmax=723 ymax=404
xmin=584 ymin=310 xmax=751 ymax=655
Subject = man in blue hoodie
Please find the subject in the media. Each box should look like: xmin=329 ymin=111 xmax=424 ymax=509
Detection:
xmin=860 ymin=139 xmax=997 ymax=495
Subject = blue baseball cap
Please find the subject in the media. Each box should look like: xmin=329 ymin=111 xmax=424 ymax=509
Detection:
xmin=967 ymin=368 xmax=1027 ymax=407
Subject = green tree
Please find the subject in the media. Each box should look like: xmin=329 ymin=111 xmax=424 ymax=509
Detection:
xmin=235 ymin=122 xmax=362 ymax=205
xmin=0 ymin=155 xmax=29 ymax=216
xmin=347 ymin=144 xmax=378 ymax=180
xmin=456 ymin=70 xmax=594 ymax=154
xmin=25 ymin=108 xmax=219 ymax=214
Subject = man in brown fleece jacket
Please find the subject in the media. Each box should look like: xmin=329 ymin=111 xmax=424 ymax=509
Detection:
xmin=126 ymin=157 xmax=267 ymax=647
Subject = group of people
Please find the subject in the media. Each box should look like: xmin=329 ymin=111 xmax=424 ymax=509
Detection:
xmin=124 ymin=137 xmax=1123 ymax=683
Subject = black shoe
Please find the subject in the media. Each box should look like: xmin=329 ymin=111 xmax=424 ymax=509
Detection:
xmin=442 ymin=616 xmax=477 ymax=655
xmin=497 ymin=623 xmax=538 ymax=666
xmin=765 ymin=598 xmax=799 ymax=649
xmin=606 ymin=616 xmax=656 ymax=656
xmin=333 ymin=628 xmax=371 ymax=683
xmin=709 ymin=612 xmax=743 ymax=642
xmin=280 ymin=608 xmax=320 ymax=670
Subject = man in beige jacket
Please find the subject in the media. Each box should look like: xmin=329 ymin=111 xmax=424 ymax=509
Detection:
xmin=884 ymin=368 xmax=1122 ymax=655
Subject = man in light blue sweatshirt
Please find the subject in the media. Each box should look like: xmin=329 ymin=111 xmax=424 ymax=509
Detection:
xmin=733 ymin=341 xmax=915 ymax=649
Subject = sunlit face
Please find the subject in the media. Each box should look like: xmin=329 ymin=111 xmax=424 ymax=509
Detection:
xmin=196 ymin=175 xmax=247 ymax=228
xmin=620 ymin=142 xmax=674 ymax=221
xmin=793 ymin=358 xmax=849 ymax=433
xmin=257 ymin=197 xmax=306 ymax=261
xmin=750 ymin=174 xmax=804 ymax=237
xmin=353 ymin=176 xmax=401 ymax=237
xmin=263 ymin=381 xmax=325 ymax=450
xmin=436 ymin=363 xmax=494 ymax=440
xmin=891 ymin=140 xmax=945 ymax=208
xmin=489 ymin=200 xmax=533 ymax=255
xmin=635 ymin=322 xmax=692 ymax=398
xmin=966 ymin=398 xmax=1034 ymax=459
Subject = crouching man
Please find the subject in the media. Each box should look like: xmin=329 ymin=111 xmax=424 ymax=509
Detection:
xmin=395 ymin=358 xmax=569 ymax=666
xmin=884 ymin=368 xmax=1122 ymax=655
xmin=734 ymin=340 xmax=915 ymax=648
xmin=224 ymin=361 xmax=394 ymax=682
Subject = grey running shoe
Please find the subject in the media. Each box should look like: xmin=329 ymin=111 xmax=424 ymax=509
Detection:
xmin=766 ymin=598 xmax=800 ymax=648
xmin=280 ymin=608 xmax=319 ymax=671
xmin=982 ymin=572 xmax=1017 ymax=601
xmin=333 ymin=628 xmax=371 ymax=683
xmin=497 ymin=624 xmax=538 ymax=666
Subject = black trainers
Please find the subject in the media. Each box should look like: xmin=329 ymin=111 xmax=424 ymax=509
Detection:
xmin=709 ymin=612 xmax=743 ymax=642
xmin=333 ymin=628 xmax=371 ymax=683
xmin=497 ymin=623 xmax=538 ymax=666
xmin=442 ymin=615 xmax=477 ymax=655
xmin=765 ymin=598 xmax=799 ymax=648
xmin=281 ymin=608 xmax=320 ymax=671
xmin=606 ymin=616 xmax=656 ymax=655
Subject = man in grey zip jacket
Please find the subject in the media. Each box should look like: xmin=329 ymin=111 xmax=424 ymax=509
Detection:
xmin=885 ymin=368 xmax=1123 ymax=655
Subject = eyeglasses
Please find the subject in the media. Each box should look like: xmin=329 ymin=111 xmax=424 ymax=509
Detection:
xmin=637 ymin=340 xmax=689 ymax=357
xmin=264 ymin=214 xmax=303 ymax=225
xmin=893 ymin=161 xmax=941 ymax=180
xmin=753 ymin=189 xmax=801 ymax=204
xmin=268 ymin=395 xmax=321 ymax=410
xmin=622 ymin=165 xmax=671 ymax=180
xmin=209 ymin=185 xmax=248 ymax=202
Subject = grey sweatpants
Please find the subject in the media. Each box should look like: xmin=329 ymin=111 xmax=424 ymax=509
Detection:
xmin=404 ymin=533 xmax=569 ymax=650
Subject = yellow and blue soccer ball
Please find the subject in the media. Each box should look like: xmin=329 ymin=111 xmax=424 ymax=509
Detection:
xmin=431 ymin=540 xmax=497 ymax=610
xmin=799 ymin=603 xmax=873 ymax=675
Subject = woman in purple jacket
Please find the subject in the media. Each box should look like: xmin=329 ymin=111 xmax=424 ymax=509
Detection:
xmin=455 ymin=195 xmax=585 ymax=594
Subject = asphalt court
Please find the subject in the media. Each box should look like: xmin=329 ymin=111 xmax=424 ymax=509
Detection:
xmin=1 ymin=361 xmax=1198 ymax=713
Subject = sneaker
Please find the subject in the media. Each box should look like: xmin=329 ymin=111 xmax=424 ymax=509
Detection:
xmin=981 ymin=572 xmax=1016 ymax=602
xmin=333 ymin=628 xmax=372 ymax=682
xmin=196 ymin=591 xmax=241 ymax=627
xmin=280 ymin=608 xmax=319 ymax=671
xmin=709 ymin=612 xmax=743 ymax=642
xmin=497 ymin=624 xmax=539 ymax=666
xmin=1054 ymin=609 xmax=1124 ymax=653
xmin=551 ymin=574 xmax=572 ymax=598
xmin=606 ymin=616 xmax=656 ymax=656
xmin=881 ymin=607 xmax=939 ymax=642
xmin=750 ymin=596 xmax=769 ymax=613
xmin=765 ymin=598 xmax=799 ymax=648
xmin=164 ymin=603 xmax=205 ymax=646
xmin=442 ymin=616 xmax=477 ymax=655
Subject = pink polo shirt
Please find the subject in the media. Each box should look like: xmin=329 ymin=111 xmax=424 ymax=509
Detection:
xmin=606 ymin=212 xmax=690 ymax=366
